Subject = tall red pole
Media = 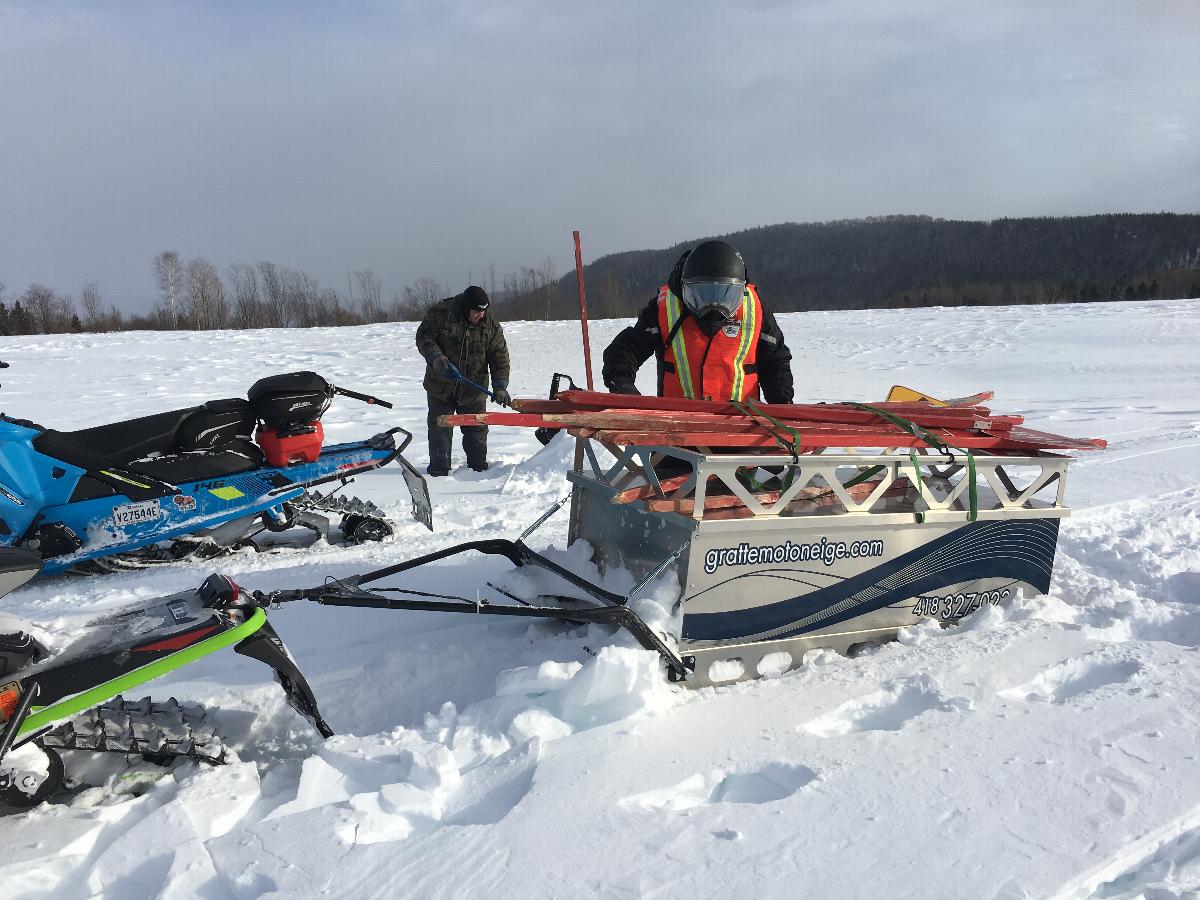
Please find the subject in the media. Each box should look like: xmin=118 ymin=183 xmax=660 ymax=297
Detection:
xmin=569 ymin=230 xmax=594 ymax=543
xmin=573 ymin=230 xmax=595 ymax=390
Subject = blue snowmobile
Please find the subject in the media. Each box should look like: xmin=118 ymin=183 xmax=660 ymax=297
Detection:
xmin=0 ymin=364 xmax=432 ymax=576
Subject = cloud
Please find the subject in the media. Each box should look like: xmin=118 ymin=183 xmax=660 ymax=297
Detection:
xmin=0 ymin=0 xmax=1196 ymax=309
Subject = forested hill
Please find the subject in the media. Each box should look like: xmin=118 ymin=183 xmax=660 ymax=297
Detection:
xmin=519 ymin=214 xmax=1200 ymax=319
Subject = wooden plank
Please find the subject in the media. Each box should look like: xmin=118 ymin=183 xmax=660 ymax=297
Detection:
xmin=652 ymin=480 xmax=910 ymax=518
xmin=553 ymin=389 xmax=998 ymax=419
xmin=488 ymin=392 xmax=1103 ymax=451
xmin=569 ymin=427 xmax=1104 ymax=452
xmin=547 ymin=409 xmax=1019 ymax=432
xmin=987 ymin=426 xmax=1108 ymax=450
xmin=510 ymin=399 xmax=576 ymax=414
xmin=444 ymin=408 xmax=1020 ymax=433
xmin=642 ymin=481 xmax=875 ymax=513
xmin=439 ymin=412 xmax=555 ymax=427
xmin=610 ymin=474 xmax=694 ymax=504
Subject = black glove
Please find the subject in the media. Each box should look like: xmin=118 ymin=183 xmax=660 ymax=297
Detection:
xmin=609 ymin=381 xmax=641 ymax=395
xmin=493 ymin=388 xmax=512 ymax=407
xmin=428 ymin=354 xmax=451 ymax=376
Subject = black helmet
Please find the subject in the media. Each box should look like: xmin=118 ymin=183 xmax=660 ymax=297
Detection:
xmin=679 ymin=240 xmax=747 ymax=321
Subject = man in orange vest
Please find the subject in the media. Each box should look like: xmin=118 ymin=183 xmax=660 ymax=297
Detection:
xmin=601 ymin=240 xmax=794 ymax=402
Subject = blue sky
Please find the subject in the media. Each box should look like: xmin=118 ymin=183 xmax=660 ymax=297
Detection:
xmin=1 ymin=0 xmax=1197 ymax=310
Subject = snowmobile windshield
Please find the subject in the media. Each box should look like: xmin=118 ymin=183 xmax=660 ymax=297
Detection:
xmin=681 ymin=280 xmax=745 ymax=319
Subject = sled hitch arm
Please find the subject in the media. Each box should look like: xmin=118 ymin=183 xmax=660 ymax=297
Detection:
xmin=268 ymin=538 xmax=693 ymax=681
xmin=348 ymin=538 xmax=628 ymax=607
xmin=305 ymin=588 xmax=690 ymax=681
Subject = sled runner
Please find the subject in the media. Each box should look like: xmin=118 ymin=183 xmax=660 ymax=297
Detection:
xmin=0 ymin=365 xmax=433 ymax=576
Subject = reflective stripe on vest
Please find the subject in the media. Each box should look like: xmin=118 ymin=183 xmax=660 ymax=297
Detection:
xmin=661 ymin=287 xmax=697 ymax=399
xmin=656 ymin=285 xmax=763 ymax=401
xmin=729 ymin=289 xmax=757 ymax=400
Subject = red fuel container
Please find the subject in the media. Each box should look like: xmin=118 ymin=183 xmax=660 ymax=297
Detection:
xmin=256 ymin=421 xmax=324 ymax=467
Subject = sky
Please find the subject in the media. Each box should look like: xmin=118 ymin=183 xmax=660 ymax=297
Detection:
xmin=1 ymin=0 xmax=1197 ymax=312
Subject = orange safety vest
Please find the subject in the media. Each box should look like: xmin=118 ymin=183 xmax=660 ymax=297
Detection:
xmin=655 ymin=283 xmax=763 ymax=401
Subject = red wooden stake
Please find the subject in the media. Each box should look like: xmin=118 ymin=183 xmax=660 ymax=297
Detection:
xmin=573 ymin=230 xmax=595 ymax=391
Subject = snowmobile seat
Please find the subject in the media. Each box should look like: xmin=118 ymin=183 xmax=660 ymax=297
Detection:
xmin=126 ymin=440 xmax=266 ymax=484
xmin=176 ymin=399 xmax=257 ymax=451
xmin=32 ymin=407 xmax=198 ymax=471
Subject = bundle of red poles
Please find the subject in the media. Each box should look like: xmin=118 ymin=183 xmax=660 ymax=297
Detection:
xmin=441 ymin=389 xmax=1107 ymax=455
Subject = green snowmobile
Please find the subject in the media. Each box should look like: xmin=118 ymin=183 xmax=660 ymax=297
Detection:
xmin=0 ymin=547 xmax=331 ymax=808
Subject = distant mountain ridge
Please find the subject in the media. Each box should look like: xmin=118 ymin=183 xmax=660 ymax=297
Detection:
xmin=507 ymin=213 xmax=1200 ymax=319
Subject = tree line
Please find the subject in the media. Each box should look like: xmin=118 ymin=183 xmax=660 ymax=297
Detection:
xmin=531 ymin=212 xmax=1200 ymax=319
xmin=0 ymin=251 xmax=571 ymax=336
xmin=0 ymin=255 xmax=464 ymax=335
xmin=2 ymin=213 xmax=1197 ymax=334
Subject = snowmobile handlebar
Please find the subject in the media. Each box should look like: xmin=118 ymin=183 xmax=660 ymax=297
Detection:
xmin=331 ymin=385 xmax=393 ymax=409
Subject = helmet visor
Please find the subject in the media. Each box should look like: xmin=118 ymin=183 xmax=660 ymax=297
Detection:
xmin=681 ymin=280 xmax=745 ymax=318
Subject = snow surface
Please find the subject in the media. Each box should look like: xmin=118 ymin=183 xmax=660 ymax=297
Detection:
xmin=2 ymin=298 xmax=1200 ymax=899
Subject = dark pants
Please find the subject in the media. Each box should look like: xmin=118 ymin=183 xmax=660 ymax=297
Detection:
xmin=426 ymin=392 xmax=487 ymax=473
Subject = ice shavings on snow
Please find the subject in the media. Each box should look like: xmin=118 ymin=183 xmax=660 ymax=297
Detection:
xmin=621 ymin=762 xmax=819 ymax=812
xmin=2 ymin=743 xmax=51 ymax=795
xmin=3 ymin=300 xmax=1200 ymax=898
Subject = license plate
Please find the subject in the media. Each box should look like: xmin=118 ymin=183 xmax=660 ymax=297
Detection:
xmin=112 ymin=500 xmax=162 ymax=527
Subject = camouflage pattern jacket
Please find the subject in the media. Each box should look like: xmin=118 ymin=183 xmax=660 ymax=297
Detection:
xmin=415 ymin=297 xmax=511 ymax=402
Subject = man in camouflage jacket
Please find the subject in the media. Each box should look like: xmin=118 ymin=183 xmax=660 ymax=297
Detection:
xmin=415 ymin=286 xmax=511 ymax=475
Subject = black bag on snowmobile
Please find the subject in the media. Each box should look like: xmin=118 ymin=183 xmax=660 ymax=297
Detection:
xmin=247 ymin=372 xmax=333 ymax=431
xmin=175 ymin=399 xmax=257 ymax=451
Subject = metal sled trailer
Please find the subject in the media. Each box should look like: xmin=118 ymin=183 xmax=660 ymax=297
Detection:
xmin=567 ymin=439 xmax=1072 ymax=686
xmin=276 ymin=435 xmax=1074 ymax=690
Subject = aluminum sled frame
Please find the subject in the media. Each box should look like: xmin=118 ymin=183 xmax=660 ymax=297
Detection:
xmin=268 ymin=439 xmax=1074 ymax=690
xmin=567 ymin=439 xmax=1073 ymax=686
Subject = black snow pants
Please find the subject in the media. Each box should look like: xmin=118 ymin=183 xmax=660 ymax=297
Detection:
xmin=426 ymin=392 xmax=487 ymax=474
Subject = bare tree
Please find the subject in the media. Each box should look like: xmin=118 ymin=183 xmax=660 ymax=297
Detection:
xmin=322 ymin=288 xmax=360 ymax=326
xmin=353 ymin=270 xmax=385 ymax=323
xmin=501 ymin=257 xmax=558 ymax=320
xmin=537 ymin=257 xmax=557 ymax=319
xmin=282 ymin=268 xmax=321 ymax=327
xmin=79 ymin=280 xmax=105 ymax=332
xmin=22 ymin=283 xmax=63 ymax=333
xmin=258 ymin=261 xmax=287 ymax=327
xmin=150 ymin=302 xmax=174 ymax=330
xmin=186 ymin=257 xmax=228 ymax=330
xmin=154 ymin=251 xmax=184 ymax=329
xmin=393 ymin=277 xmax=444 ymax=320
xmin=229 ymin=263 xmax=263 ymax=329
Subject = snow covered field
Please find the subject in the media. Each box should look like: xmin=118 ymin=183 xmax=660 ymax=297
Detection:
xmin=1 ymin=297 xmax=1199 ymax=899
